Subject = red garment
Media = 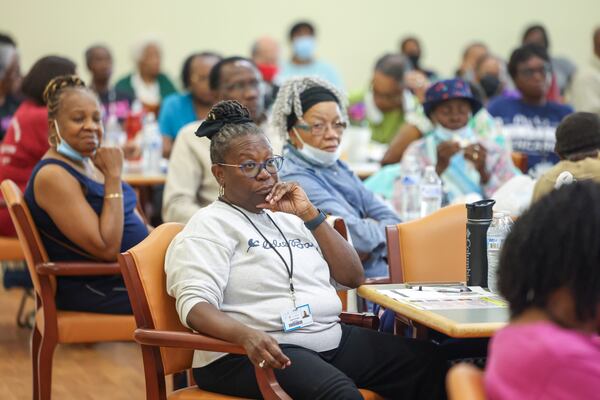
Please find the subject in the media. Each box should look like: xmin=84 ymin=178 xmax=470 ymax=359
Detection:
xmin=0 ymin=100 xmax=49 ymax=236
xmin=546 ymin=72 xmax=562 ymax=103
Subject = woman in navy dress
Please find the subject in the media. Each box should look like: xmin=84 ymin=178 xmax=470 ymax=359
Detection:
xmin=24 ymin=75 xmax=148 ymax=314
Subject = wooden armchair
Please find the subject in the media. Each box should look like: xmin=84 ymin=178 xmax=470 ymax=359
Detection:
xmin=119 ymin=222 xmax=382 ymax=400
xmin=0 ymin=179 xmax=136 ymax=400
xmin=386 ymin=203 xmax=467 ymax=284
xmin=385 ymin=204 xmax=467 ymax=336
xmin=446 ymin=363 xmax=486 ymax=400
xmin=0 ymin=198 xmax=29 ymax=326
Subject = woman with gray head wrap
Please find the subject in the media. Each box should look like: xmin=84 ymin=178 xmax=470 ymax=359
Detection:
xmin=270 ymin=76 xmax=347 ymax=143
xmin=275 ymin=76 xmax=400 ymax=279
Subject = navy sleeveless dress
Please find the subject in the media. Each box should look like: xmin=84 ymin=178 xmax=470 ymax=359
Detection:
xmin=24 ymin=158 xmax=148 ymax=314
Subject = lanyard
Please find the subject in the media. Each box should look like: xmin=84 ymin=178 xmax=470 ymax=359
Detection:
xmin=220 ymin=198 xmax=297 ymax=307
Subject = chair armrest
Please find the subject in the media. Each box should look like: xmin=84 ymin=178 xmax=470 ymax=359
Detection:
xmin=135 ymin=329 xmax=292 ymax=400
xmin=365 ymin=277 xmax=390 ymax=284
xmin=340 ymin=312 xmax=380 ymax=330
xmin=36 ymin=261 xmax=121 ymax=276
xmin=134 ymin=329 xmax=246 ymax=354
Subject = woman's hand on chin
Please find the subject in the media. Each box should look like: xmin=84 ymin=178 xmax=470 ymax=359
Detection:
xmin=257 ymin=182 xmax=319 ymax=221
xmin=92 ymin=147 xmax=124 ymax=180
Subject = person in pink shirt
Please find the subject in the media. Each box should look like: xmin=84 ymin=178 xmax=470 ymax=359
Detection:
xmin=485 ymin=180 xmax=600 ymax=400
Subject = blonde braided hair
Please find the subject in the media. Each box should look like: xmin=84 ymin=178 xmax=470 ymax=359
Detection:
xmin=43 ymin=75 xmax=90 ymax=146
xmin=269 ymin=76 xmax=347 ymax=142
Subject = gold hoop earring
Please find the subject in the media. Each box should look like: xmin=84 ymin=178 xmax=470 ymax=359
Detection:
xmin=48 ymin=133 xmax=59 ymax=147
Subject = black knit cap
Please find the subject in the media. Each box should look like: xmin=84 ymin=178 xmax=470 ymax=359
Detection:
xmin=554 ymin=112 xmax=600 ymax=157
xmin=286 ymin=86 xmax=340 ymax=130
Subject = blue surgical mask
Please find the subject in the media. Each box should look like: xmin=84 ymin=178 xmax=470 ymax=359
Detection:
xmin=54 ymin=120 xmax=90 ymax=163
xmin=292 ymin=128 xmax=341 ymax=167
xmin=293 ymin=36 xmax=316 ymax=61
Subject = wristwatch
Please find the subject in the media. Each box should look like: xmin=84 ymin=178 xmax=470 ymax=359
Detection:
xmin=304 ymin=209 xmax=327 ymax=231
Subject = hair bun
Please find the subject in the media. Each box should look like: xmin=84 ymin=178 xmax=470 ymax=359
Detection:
xmin=195 ymin=100 xmax=253 ymax=140
xmin=207 ymin=100 xmax=250 ymax=121
xmin=43 ymin=74 xmax=85 ymax=105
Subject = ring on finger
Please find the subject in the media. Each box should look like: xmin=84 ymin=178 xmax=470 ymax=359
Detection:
xmin=259 ymin=360 xmax=266 ymax=368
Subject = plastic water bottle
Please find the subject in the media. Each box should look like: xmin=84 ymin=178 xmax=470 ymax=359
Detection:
xmin=420 ymin=166 xmax=442 ymax=217
xmin=487 ymin=212 xmax=513 ymax=292
xmin=394 ymin=155 xmax=421 ymax=221
xmin=103 ymin=114 xmax=126 ymax=148
xmin=141 ymin=112 xmax=163 ymax=174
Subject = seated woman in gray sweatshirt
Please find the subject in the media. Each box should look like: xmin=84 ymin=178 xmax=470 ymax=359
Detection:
xmin=164 ymin=100 xmax=447 ymax=399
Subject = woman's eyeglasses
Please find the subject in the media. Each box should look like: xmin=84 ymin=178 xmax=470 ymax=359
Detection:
xmin=294 ymin=121 xmax=347 ymax=136
xmin=217 ymin=155 xmax=284 ymax=178
xmin=518 ymin=63 xmax=551 ymax=78
xmin=224 ymin=79 xmax=262 ymax=94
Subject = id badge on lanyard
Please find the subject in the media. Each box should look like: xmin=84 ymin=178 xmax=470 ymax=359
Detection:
xmin=281 ymin=304 xmax=314 ymax=332
xmin=221 ymin=199 xmax=314 ymax=333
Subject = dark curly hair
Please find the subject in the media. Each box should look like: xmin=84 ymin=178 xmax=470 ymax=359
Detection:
xmin=289 ymin=21 xmax=315 ymax=40
xmin=498 ymin=181 xmax=600 ymax=322
xmin=21 ymin=56 xmax=76 ymax=105
xmin=507 ymin=43 xmax=550 ymax=80
xmin=181 ymin=51 xmax=221 ymax=88
xmin=208 ymin=100 xmax=264 ymax=164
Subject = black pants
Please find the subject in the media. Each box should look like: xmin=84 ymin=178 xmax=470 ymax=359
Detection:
xmin=194 ymin=324 xmax=447 ymax=400
xmin=55 ymin=275 xmax=132 ymax=314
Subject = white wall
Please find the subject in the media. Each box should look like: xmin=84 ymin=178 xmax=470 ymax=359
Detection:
xmin=4 ymin=0 xmax=599 ymax=92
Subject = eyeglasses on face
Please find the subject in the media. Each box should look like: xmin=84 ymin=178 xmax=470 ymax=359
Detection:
xmin=518 ymin=62 xmax=551 ymax=78
xmin=224 ymin=79 xmax=262 ymax=93
xmin=217 ymin=155 xmax=284 ymax=178
xmin=294 ymin=121 xmax=347 ymax=136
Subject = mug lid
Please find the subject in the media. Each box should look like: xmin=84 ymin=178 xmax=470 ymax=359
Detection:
xmin=465 ymin=199 xmax=496 ymax=219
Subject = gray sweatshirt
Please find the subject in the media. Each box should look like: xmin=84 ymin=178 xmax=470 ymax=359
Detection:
xmin=165 ymin=200 xmax=342 ymax=367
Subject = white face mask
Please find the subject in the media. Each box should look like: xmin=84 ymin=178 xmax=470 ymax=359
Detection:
xmin=292 ymin=128 xmax=341 ymax=167
xmin=433 ymin=123 xmax=474 ymax=147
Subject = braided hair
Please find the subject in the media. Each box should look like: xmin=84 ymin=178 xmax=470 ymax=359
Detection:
xmin=44 ymin=75 xmax=88 ymax=118
xmin=269 ymin=76 xmax=347 ymax=142
xmin=43 ymin=75 xmax=94 ymax=146
xmin=202 ymin=100 xmax=264 ymax=164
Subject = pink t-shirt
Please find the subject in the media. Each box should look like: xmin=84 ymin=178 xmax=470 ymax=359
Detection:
xmin=485 ymin=321 xmax=600 ymax=400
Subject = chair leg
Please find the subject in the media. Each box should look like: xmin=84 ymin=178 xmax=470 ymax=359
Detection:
xmin=17 ymin=289 xmax=34 ymax=328
xmin=37 ymin=334 xmax=56 ymax=400
xmin=31 ymin=325 xmax=42 ymax=400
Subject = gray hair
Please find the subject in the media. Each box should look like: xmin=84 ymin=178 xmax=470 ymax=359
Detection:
xmin=131 ymin=36 xmax=162 ymax=63
xmin=269 ymin=76 xmax=347 ymax=141
xmin=0 ymin=43 xmax=16 ymax=80
xmin=210 ymin=123 xmax=266 ymax=164
xmin=374 ymin=53 xmax=407 ymax=83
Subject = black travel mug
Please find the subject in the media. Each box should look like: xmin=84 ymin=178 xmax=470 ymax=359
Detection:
xmin=465 ymin=199 xmax=495 ymax=287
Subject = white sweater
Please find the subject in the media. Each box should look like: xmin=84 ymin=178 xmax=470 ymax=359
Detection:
xmin=165 ymin=200 xmax=342 ymax=367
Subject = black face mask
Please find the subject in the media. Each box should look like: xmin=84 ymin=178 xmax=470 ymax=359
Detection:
xmin=407 ymin=54 xmax=420 ymax=69
xmin=479 ymin=74 xmax=501 ymax=98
